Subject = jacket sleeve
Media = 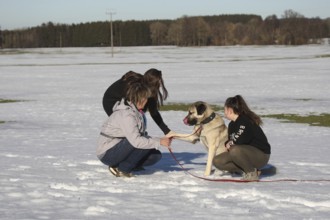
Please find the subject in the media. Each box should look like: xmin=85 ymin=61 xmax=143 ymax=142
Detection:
xmin=230 ymin=117 xmax=254 ymax=145
xmin=146 ymin=98 xmax=171 ymax=135
xmin=102 ymin=79 xmax=126 ymax=116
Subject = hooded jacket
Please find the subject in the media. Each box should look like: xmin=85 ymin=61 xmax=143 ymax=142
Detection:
xmin=97 ymin=99 xmax=161 ymax=159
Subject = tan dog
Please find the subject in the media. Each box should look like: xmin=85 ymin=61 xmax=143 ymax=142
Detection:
xmin=170 ymin=101 xmax=228 ymax=176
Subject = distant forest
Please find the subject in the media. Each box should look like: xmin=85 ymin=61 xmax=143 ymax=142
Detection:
xmin=1 ymin=10 xmax=329 ymax=48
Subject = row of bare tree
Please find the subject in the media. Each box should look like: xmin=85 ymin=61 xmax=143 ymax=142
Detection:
xmin=151 ymin=11 xmax=329 ymax=46
xmin=1 ymin=10 xmax=329 ymax=48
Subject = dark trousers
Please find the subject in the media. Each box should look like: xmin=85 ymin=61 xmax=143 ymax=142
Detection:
xmin=213 ymin=145 xmax=270 ymax=173
xmin=100 ymin=138 xmax=162 ymax=173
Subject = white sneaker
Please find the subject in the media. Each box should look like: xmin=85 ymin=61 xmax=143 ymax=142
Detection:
xmin=242 ymin=169 xmax=259 ymax=181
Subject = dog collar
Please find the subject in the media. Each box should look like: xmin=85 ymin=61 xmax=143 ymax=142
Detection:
xmin=201 ymin=112 xmax=216 ymax=125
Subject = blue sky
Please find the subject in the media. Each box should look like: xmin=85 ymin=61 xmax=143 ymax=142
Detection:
xmin=1 ymin=0 xmax=329 ymax=30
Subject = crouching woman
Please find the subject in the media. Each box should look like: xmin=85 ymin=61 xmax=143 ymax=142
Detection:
xmin=213 ymin=95 xmax=271 ymax=181
xmin=96 ymin=81 xmax=172 ymax=177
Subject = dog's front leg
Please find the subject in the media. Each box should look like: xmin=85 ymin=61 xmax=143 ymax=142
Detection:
xmin=204 ymin=144 xmax=217 ymax=176
xmin=171 ymin=133 xmax=199 ymax=143
xmin=168 ymin=127 xmax=200 ymax=144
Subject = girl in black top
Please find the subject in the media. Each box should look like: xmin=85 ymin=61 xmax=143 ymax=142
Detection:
xmin=102 ymin=68 xmax=171 ymax=135
xmin=213 ymin=95 xmax=271 ymax=181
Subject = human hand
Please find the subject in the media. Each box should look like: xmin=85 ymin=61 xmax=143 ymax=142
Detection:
xmin=225 ymin=141 xmax=233 ymax=151
xmin=160 ymin=137 xmax=172 ymax=149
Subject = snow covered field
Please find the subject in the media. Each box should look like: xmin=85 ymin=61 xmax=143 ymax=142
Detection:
xmin=0 ymin=45 xmax=329 ymax=219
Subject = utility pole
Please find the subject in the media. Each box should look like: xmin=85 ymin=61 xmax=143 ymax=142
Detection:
xmin=0 ymin=26 xmax=2 ymax=49
xmin=106 ymin=10 xmax=116 ymax=57
xmin=59 ymin=32 xmax=62 ymax=51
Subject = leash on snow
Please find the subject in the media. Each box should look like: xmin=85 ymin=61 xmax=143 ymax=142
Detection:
xmin=168 ymin=148 xmax=330 ymax=183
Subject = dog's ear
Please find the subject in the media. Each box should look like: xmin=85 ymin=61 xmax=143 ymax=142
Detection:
xmin=196 ymin=102 xmax=207 ymax=115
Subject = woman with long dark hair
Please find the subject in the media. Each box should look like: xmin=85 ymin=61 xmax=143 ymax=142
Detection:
xmin=213 ymin=95 xmax=271 ymax=181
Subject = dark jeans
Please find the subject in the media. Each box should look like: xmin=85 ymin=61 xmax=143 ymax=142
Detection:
xmin=100 ymin=138 xmax=162 ymax=173
xmin=213 ymin=145 xmax=270 ymax=173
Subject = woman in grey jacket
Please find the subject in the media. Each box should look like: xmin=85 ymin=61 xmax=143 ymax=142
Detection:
xmin=97 ymin=82 xmax=172 ymax=177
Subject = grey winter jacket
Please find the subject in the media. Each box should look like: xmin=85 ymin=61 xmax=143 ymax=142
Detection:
xmin=96 ymin=99 xmax=161 ymax=159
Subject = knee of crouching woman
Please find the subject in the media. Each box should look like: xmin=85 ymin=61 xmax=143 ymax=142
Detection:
xmin=212 ymin=154 xmax=224 ymax=169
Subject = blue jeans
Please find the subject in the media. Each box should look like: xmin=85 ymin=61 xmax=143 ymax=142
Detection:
xmin=100 ymin=138 xmax=162 ymax=173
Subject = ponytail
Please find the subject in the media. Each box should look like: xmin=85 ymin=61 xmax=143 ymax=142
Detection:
xmin=225 ymin=95 xmax=262 ymax=125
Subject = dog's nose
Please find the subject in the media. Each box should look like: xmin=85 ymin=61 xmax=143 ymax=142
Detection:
xmin=183 ymin=117 xmax=189 ymax=125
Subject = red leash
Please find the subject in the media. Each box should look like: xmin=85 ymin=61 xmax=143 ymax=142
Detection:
xmin=168 ymin=149 xmax=330 ymax=183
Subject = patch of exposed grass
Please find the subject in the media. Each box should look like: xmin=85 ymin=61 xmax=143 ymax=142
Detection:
xmin=161 ymin=102 xmax=223 ymax=112
xmin=293 ymin=98 xmax=312 ymax=101
xmin=0 ymin=99 xmax=24 ymax=125
xmin=316 ymin=54 xmax=330 ymax=58
xmin=0 ymin=49 xmax=27 ymax=55
xmin=0 ymin=99 xmax=23 ymax=104
xmin=263 ymin=113 xmax=330 ymax=127
xmin=161 ymin=102 xmax=330 ymax=127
